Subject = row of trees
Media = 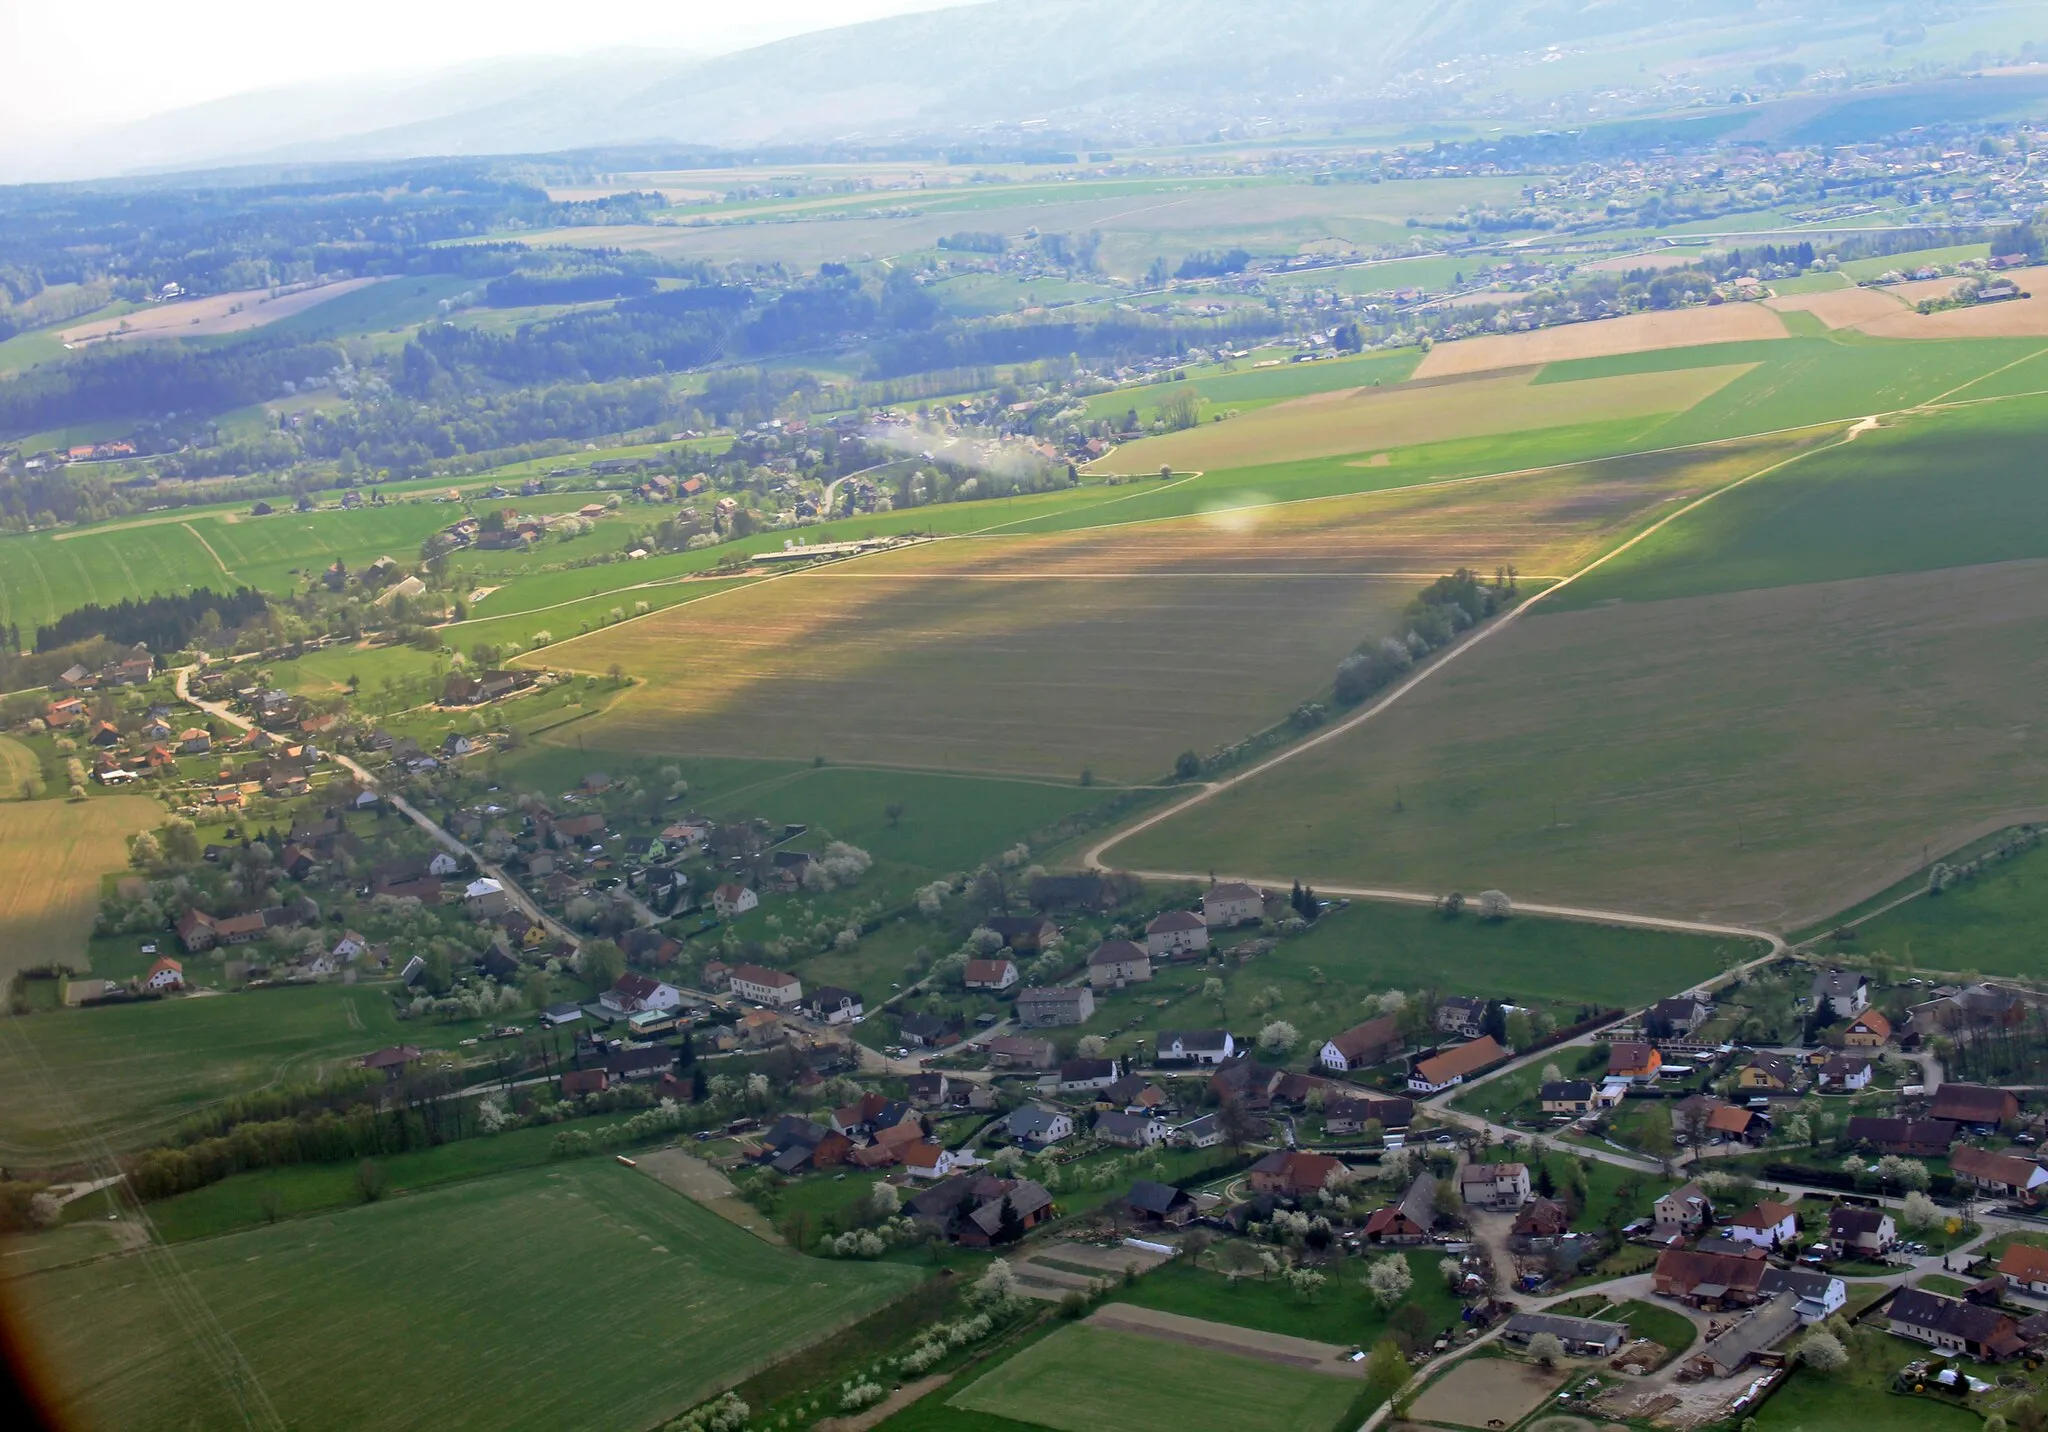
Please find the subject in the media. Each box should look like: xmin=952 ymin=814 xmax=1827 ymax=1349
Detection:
xmin=1335 ymin=567 xmax=1520 ymax=706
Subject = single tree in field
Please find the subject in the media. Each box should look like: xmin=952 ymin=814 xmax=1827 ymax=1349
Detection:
xmin=885 ymin=801 xmax=905 ymax=827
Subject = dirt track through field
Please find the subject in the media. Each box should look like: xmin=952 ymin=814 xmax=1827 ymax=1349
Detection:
xmin=1085 ymin=1304 xmax=1366 ymax=1377
xmin=632 ymin=1147 xmax=784 ymax=1243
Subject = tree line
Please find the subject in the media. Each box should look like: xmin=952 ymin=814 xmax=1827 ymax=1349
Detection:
xmin=36 ymin=586 xmax=269 ymax=654
xmin=1333 ymin=568 xmax=1518 ymax=705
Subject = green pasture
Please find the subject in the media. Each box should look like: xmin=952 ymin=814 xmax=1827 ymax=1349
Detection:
xmin=1556 ymin=394 xmax=2048 ymax=607
xmin=947 ymin=1323 xmax=1359 ymax=1432
xmin=0 ymin=982 xmax=482 ymax=1158
xmin=12 ymin=1161 xmax=923 ymax=1432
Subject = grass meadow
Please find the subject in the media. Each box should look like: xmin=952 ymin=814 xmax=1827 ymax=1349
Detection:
xmin=0 ymin=981 xmax=484 ymax=1158
xmin=9 ymin=1161 xmax=923 ymax=1432
xmin=944 ymin=1323 xmax=1358 ymax=1432
xmin=0 ymin=794 xmax=160 ymax=978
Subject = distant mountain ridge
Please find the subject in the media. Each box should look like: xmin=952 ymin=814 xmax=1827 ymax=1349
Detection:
xmin=4 ymin=0 xmax=2002 ymax=182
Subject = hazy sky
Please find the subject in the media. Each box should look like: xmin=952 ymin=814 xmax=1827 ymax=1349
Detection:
xmin=0 ymin=0 xmax=964 ymax=137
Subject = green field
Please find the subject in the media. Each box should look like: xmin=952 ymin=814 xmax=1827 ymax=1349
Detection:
xmin=0 ymin=982 xmax=482 ymax=1157
xmin=945 ymin=1323 xmax=1359 ymax=1432
xmin=1112 ymin=397 xmax=2048 ymax=930
xmin=1557 ymin=396 xmax=2048 ymax=608
xmin=1850 ymin=836 xmax=2048 ymax=979
xmin=1753 ymin=1326 xmax=1982 ymax=1432
xmin=1078 ymin=898 xmax=1749 ymax=1061
xmin=11 ymin=1161 xmax=923 ymax=1432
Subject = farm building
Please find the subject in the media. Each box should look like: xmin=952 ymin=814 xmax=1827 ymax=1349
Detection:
xmin=1319 ymin=1016 xmax=1403 ymax=1072
xmin=1929 ymin=1083 xmax=2020 ymax=1128
xmin=1502 ymin=1312 xmax=1625 ymax=1357
xmin=1888 ymin=1288 xmax=2026 ymax=1361
xmin=1156 ymin=1029 xmax=1234 ymax=1064
xmin=1407 ymin=1036 xmax=1506 ymax=1093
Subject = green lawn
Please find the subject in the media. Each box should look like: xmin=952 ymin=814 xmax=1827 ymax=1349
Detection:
xmin=946 ymin=1322 xmax=1359 ymax=1432
xmin=1104 ymin=1247 xmax=1462 ymax=1347
xmin=1605 ymin=1298 xmax=1696 ymax=1354
xmin=1754 ymin=1325 xmax=1983 ymax=1432
xmin=11 ymin=1161 xmax=924 ymax=1432
xmin=0 ymin=981 xmax=481 ymax=1158
xmin=1079 ymin=900 xmax=1745 ymax=1065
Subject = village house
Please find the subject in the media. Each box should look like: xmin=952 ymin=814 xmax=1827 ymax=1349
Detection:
xmin=1888 ymin=1288 xmax=2026 ymax=1361
xmin=1607 ymin=1042 xmax=1663 ymax=1083
xmin=464 ymin=878 xmax=511 ymax=918
xmin=1318 ymin=1016 xmax=1403 ymax=1072
xmin=1407 ymin=1035 xmax=1507 ymax=1094
xmin=1175 ymin=1112 xmax=1224 ymax=1148
xmin=1507 ymin=1198 xmax=1571 ymax=1251
xmin=1364 ymin=1175 xmax=1437 ymax=1245
xmin=599 ymin=973 xmax=684 ymax=1015
xmin=898 ymin=1013 xmax=962 ymax=1049
xmin=1094 ymin=1110 xmax=1168 ymax=1148
xmin=1436 ymin=996 xmax=1489 ymax=1039
xmin=1653 ymin=1247 xmax=1768 ymax=1309
xmin=906 ymin=1072 xmax=951 ymax=1108
xmin=1200 ymin=881 xmax=1263 ymax=928
xmin=1144 ymin=909 xmax=1209 ymax=958
xmin=560 ymin=1069 xmax=609 ymax=1097
xmin=1930 ymin=1084 xmax=2020 ymax=1129
xmin=1727 ymin=1200 xmax=1799 ymax=1251
xmin=144 ymin=956 xmax=185 ymax=991
xmin=1156 ymin=1029 xmax=1235 ymax=1065
xmin=1759 ymin=1266 xmax=1847 ymax=1324
xmin=1541 ymin=1080 xmax=1596 ymax=1115
xmin=1828 ymin=1205 xmax=1896 ymax=1258
xmin=1997 ymin=1242 xmax=2048 ymax=1296
xmin=1248 ymin=1150 xmax=1344 ymax=1198
xmin=712 ymin=883 xmax=760 ymax=919
xmin=1646 ymin=994 xmax=1711 ymax=1035
xmin=1004 ymin=1106 xmax=1073 ymax=1147
xmin=1708 ymin=1104 xmax=1769 ymax=1144
xmin=1654 ymin=1183 xmax=1714 ymax=1237
xmin=729 ymin=963 xmax=802 ymax=1007
xmin=1458 ymin=1162 xmax=1531 ymax=1210
xmin=1736 ymin=1052 xmax=1803 ymax=1093
xmin=1058 ymin=1058 xmax=1121 ymax=1093
xmin=963 ymin=958 xmax=1018 ymax=991
xmin=1808 ymin=969 xmax=1870 ymax=1020
xmin=1086 ymin=939 xmax=1151 ymax=988
xmin=1815 ymin=1055 xmax=1872 ymax=1092
xmin=760 ymin=1115 xmax=851 ymax=1174
xmin=1950 ymin=1146 xmax=2048 ymax=1205
xmin=986 ymin=1034 xmax=1057 ymax=1069
xmin=804 ymin=986 xmax=863 ymax=1024
xmin=1843 ymin=1010 xmax=1892 ymax=1048
xmin=1015 ymin=985 xmax=1093 ymax=1028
